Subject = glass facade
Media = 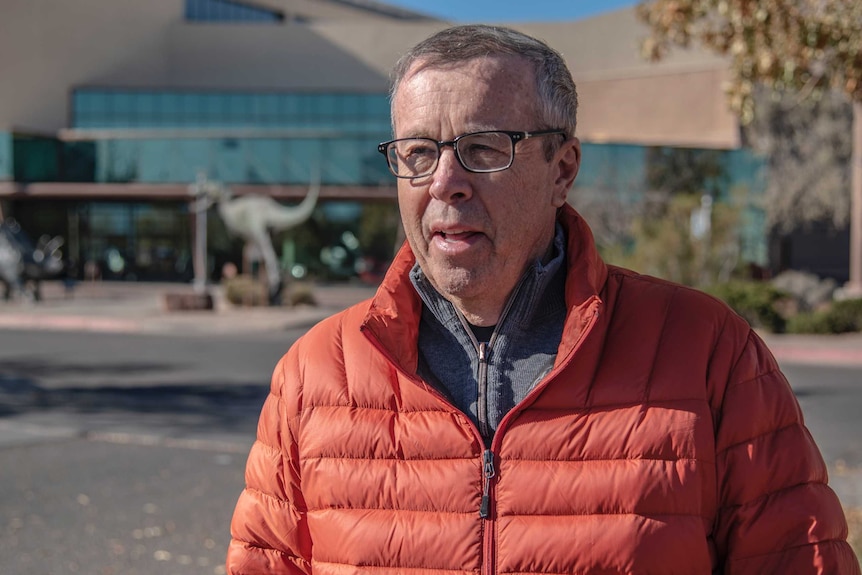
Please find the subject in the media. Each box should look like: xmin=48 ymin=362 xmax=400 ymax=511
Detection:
xmin=577 ymin=142 xmax=768 ymax=266
xmin=7 ymin=136 xmax=96 ymax=183
xmin=8 ymin=198 xmax=402 ymax=284
xmin=579 ymin=143 xmax=648 ymax=200
xmin=67 ymin=89 xmax=395 ymax=186
xmin=72 ymin=90 xmax=391 ymax=132
xmin=90 ymin=136 xmax=391 ymax=185
xmin=10 ymin=200 xmax=195 ymax=282
xmin=185 ymin=0 xmax=283 ymax=23
xmin=0 ymin=131 xmax=11 ymax=181
xmin=13 ymin=135 xmax=60 ymax=182
xmin=4 ymin=87 xmax=773 ymax=283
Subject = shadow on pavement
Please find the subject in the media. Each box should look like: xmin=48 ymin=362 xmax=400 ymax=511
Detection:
xmin=0 ymin=372 xmax=268 ymax=433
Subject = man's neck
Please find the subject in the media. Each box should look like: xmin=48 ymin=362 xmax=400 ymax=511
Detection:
xmin=449 ymin=296 xmax=506 ymax=327
xmin=446 ymin=239 xmax=559 ymax=327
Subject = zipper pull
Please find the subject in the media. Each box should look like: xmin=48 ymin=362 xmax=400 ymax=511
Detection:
xmin=478 ymin=341 xmax=487 ymax=363
xmin=479 ymin=449 xmax=495 ymax=518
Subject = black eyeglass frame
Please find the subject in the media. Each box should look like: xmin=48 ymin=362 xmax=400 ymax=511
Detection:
xmin=377 ymin=129 xmax=567 ymax=179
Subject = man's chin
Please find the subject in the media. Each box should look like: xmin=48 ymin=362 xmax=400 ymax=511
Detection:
xmin=425 ymin=266 xmax=492 ymax=301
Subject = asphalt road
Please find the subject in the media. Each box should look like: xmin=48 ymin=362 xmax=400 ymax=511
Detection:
xmin=787 ymin=362 xmax=862 ymax=468
xmin=1 ymin=328 xmax=860 ymax=574
xmin=0 ymin=328 xmax=298 ymax=575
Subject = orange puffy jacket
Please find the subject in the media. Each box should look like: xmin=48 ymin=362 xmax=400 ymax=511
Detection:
xmin=227 ymin=205 xmax=859 ymax=574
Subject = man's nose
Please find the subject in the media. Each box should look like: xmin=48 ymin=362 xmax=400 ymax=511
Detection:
xmin=428 ymin=146 xmax=473 ymax=202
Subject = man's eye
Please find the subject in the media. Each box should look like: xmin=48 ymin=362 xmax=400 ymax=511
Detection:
xmin=404 ymin=144 xmax=435 ymax=157
xmin=464 ymin=142 xmax=500 ymax=154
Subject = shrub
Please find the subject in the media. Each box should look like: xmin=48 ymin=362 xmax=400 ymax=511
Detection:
xmin=705 ymin=280 xmax=788 ymax=333
xmin=846 ymin=505 xmax=862 ymax=563
xmin=616 ymin=194 xmax=743 ymax=288
xmin=224 ymin=274 xmax=268 ymax=307
xmin=786 ymin=298 xmax=862 ymax=334
xmin=223 ymin=275 xmax=319 ymax=308
xmin=284 ymin=282 xmax=317 ymax=307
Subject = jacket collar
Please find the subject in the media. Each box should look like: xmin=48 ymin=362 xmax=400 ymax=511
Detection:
xmin=360 ymin=204 xmax=608 ymax=374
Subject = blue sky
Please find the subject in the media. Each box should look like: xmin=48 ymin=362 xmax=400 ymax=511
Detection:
xmin=383 ymin=0 xmax=641 ymax=23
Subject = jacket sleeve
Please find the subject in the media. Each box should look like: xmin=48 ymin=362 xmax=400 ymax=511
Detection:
xmin=712 ymin=325 xmax=860 ymax=574
xmin=226 ymin=349 xmax=312 ymax=575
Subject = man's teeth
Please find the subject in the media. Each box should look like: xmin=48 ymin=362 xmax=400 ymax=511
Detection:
xmin=440 ymin=231 xmax=471 ymax=242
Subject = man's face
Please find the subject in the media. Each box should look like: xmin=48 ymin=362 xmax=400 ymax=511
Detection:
xmin=392 ymin=55 xmax=580 ymax=324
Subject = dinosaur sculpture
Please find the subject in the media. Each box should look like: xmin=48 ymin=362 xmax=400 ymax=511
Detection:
xmin=202 ymin=180 xmax=320 ymax=305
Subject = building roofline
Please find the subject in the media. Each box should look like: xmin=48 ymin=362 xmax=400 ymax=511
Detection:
xmin=322 ymin=0 xmax=442 ymax=21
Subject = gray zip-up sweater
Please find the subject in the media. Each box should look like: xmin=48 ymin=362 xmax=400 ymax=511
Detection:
xmin=410 ymin=225 xmax=568 ymax=445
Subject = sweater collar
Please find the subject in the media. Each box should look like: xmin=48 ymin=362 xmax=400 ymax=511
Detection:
xmin=408 ymin=223 xmax=567 ymax=335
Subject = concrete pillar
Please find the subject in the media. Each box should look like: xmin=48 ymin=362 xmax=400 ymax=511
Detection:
xmin=847 ymin=101 xmax=862 ymax=297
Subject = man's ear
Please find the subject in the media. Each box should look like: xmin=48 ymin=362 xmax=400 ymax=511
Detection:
xmin=551 ymin=137 xmax=580 ymax=208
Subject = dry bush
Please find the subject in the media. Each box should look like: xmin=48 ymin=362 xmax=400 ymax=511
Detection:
xmin=846 ymin=506 xmax=862 ymax=562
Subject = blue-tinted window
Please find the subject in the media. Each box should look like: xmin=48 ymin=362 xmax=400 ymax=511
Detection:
xmin=68 ymin=89 xmax=393 ymax=183
xmin=0 ymin=132 xmax=12 ymax=180
xmin=185 ymin=0 xmax=283 ymax=23
xmin=73 ymin=89 xmax=392 ymax=132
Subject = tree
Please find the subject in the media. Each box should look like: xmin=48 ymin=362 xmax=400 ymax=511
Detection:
xmin=630 ymin=147 xmax=742 ymax=287
xmin=746 ymin=86 xmax=851 ymax=233
xmin=645 ymin=146 xmax=726 ymax=201
xmin=637 ymin=0 xmax=862 ymax=289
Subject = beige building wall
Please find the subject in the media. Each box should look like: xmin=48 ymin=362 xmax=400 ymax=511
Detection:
xmin=0 ymin=0 xmax=179 ymax=132
xmin=577 ymin=67 xmax=739 ymax=148
xmin=160 ymin=22 xmax=390 ymax=90
xmin=523 ymin=11 xmax=739 ymax=148
xmin=0 ymin=0 xmax=430 ymax=134
xmin=314 ymin=9 xmax=740 ymax=149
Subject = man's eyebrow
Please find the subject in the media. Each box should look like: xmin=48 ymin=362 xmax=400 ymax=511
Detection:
xmin=398 ymin=125 xmax=504 ymax=140
xmin=468 ymin=124 xmax=500 ymax=133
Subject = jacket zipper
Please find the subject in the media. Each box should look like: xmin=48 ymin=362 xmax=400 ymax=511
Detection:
xmin=479 ymin=449 xmax=495 ymax=518
xmin=455 ymin=275 xmax=532 ymax=575
xmin=480 ymin=448 xmax=496 ymax=575
xmin=363 ymin=327 xmax=501 ymax=575
xmin=362 ymin=274 xmax=581 ymax=575
xmin=478 ymin=303 xmax=600 ymax=575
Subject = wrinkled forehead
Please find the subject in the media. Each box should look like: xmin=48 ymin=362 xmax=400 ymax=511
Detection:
xmin=391 ymin=55 xmax=540 ymax=129
xmin=397 ymin=54 xmax=537 ymax=94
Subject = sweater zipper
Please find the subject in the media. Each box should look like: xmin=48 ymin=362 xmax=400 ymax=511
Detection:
xmin=493 ymin=302 xmax=601 ymax=440
xmin=477 ymin=342 xmax=491 ymax=439
xmin=455 ymin=322 xmax=493 ymax=441
xmin=455 ymin=276 xmax=524 ymax=443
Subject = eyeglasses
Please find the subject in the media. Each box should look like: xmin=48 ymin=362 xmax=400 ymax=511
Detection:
xmin=377 ymin=129 xmax=566 ymax=179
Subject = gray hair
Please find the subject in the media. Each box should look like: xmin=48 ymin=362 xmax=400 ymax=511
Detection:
xmin=390 ymin=24 xmax=578 ymax=144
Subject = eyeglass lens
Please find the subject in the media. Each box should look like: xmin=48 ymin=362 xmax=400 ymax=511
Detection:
xmin=387 ymin=132 xmax=514 ymax=177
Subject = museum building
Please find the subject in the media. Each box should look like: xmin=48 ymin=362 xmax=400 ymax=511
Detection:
xmin=1 ymin=0 xmax=796 ymax=284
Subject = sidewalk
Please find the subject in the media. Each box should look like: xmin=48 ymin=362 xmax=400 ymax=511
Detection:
xmin=759 ymin=331 xmax=862 ymax=368
xmin=0 ymin=280 xmax=378 ymax=336
xmin=2 ymin=280 xmax=862 ymax=366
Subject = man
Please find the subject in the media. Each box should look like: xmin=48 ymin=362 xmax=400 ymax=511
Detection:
xmin=227 ymin=25 xmax=860 ymax=574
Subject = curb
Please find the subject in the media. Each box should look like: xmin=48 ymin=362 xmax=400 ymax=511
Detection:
xmin=760 ymin=333 xmax=862 ymax=368
xmin=3 ymin=282 xmax=862 ymax=367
